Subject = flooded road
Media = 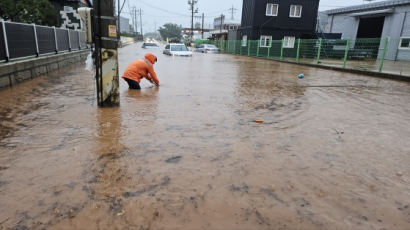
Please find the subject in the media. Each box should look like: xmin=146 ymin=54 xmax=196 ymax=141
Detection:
xmin=1 ymin=43 xmax=410 ymax=230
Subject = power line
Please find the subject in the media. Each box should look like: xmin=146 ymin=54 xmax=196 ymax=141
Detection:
xmin=139 ymin=0 xmax=191 ymax=17
xmin=122 ymin=12 xmax=221 ymax=19
xmin=122 ymin=12 xmax=184 ymax=18
xmin=133 ymin=0 xmax=229 ymax=18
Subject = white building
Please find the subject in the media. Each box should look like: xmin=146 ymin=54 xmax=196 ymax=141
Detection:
xmin=119 ymin=16 xmax=130 ymax=33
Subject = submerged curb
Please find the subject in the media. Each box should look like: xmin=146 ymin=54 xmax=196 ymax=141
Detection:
xmin=229 ymin=54 xmax=410 ymax=82
xmin=0 ymin=50 xmax=90 ymax=90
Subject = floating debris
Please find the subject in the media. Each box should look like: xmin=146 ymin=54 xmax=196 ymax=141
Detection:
xmin=165 ymin=156 xmax=182 ymax=163
xmin=117 ymin=210 xmax=125 ymax=216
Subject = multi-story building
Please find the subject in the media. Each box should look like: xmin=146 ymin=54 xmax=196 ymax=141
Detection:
xmin=211 ymin=15 xmax=241 ymax=40
xmin=119 ymin=16 xmax=130 ymax=34
xmin=238 ymin=0 xmax=320 ymax=47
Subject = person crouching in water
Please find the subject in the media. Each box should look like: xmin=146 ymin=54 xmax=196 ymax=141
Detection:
xmin=122 ymin=53 xmax=159 ymax=89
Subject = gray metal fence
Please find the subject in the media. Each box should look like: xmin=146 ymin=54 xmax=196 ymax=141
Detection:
xmin=0 ymin=21 xmax=87 ymax=62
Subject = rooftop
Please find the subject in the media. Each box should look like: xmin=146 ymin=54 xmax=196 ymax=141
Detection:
xmin=323 ymin=0 xmax=410 ymax=15
xmin=223 ymin=19 xmax=241 ymax=25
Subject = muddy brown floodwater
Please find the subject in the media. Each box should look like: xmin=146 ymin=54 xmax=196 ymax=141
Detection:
xmin=1 ymin=43 xmax=410 ymax=230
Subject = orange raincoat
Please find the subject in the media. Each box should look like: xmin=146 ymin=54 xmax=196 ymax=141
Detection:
xmin=122 ymin=53 xmax=159 ymax=86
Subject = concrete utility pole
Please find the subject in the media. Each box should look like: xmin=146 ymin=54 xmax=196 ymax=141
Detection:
xmin=117 ymin=0 xmax=121 ymax=35
xmin=94 ymin=0 xmax=120 ymax=106
xmin=228 ymin=5 xmax=238 ymax=20
xmin=138 ymin=8 xmax=143 ymax=36
xmin=133 ymin=7 xmax=138 ymax=35
xmin=117 ymin=0 xmax=126 ymax=44
xmin=188 ymin=0 xmax=198 ymax=38
xmin=201 ymin=13 xmax=204 ymax=39
xmin=220 ymin=14 xmax=224 ymax=34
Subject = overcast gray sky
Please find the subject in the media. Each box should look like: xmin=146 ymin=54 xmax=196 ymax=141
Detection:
xmin=120 ymin=0 xmax=387 ymax=33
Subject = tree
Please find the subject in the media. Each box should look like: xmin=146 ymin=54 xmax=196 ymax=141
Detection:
xmin=158 ymin=23 xmax=182 ymax=40
xmin=129 ymin=24 xmax=135 ymax=34
xmin=144 ymin=32 xmax=161 ymax=40
xmin=0 ymin=0 xmax=56 ymax=26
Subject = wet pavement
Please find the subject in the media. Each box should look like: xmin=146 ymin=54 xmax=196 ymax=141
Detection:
xmin=1 ymin=42 xmax=410 ymax=230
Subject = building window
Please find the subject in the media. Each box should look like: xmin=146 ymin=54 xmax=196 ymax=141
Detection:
xmin=289 ymin=5 xmax=302 ymax=18
xmin=229 ymin=25 xmax=237 ymax=30
xmin=242 ymin=35 xmax=248 ymax=47
xmin=266 ymin=3 xmax=279 ymax=16
xmin=260 ymin=36 xmax=272 ymax=48
xmin=283 ymin=36 xmax=295 ymax=48
xmin=399 ymin=37 xmax=410 ymax=49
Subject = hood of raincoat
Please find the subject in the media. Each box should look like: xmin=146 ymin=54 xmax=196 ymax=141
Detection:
xmin=145 ymin=53 xmax=157 ymax=64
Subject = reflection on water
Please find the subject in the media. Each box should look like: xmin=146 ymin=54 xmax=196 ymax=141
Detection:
xmin=1 ymin=43 xmax=410 ymax=229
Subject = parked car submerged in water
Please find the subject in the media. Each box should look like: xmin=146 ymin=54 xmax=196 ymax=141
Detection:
xmin=142 ymin=42 xmax=159 ymax=49
xmin=195 ymin=44 xmax=220 ymax=53
xmin=163 ymin=43 xmax=192 ymax=56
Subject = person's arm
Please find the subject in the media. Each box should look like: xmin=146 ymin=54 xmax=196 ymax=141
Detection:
xmin=147 ymin=66 xmax=160 ymax=86
xmin=146 ymin=74 xmax=155 ymax=84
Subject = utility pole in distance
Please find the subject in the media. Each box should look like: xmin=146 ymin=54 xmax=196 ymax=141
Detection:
xmin=220 ymin=14 xmax=224 ymax=34
xmin=117 ymin=0 xmax=126 ymax=46
xmin=228 ymin=5 xmax=238 ymax=20
xmin=134 ymin=7 xmax=138 ymax=35
xmin=201 ymin=13 xmax=204 ymax=39
xmin=188 ymin=0 xmax=198 ymax=39
xmin=138 ymin=8 xmax=143 ymax=36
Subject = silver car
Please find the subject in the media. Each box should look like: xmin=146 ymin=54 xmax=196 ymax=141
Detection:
xmin=195 ymin=44 xmax=220 ymax=53
xmin=142 ymin=42 xmax=159 ymax=49
xmin=163 ymin=43 xmax=193 ymax=56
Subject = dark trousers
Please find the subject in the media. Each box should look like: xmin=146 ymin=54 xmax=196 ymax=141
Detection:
xmin=124 ymin=78 xmax=141 ymax=90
